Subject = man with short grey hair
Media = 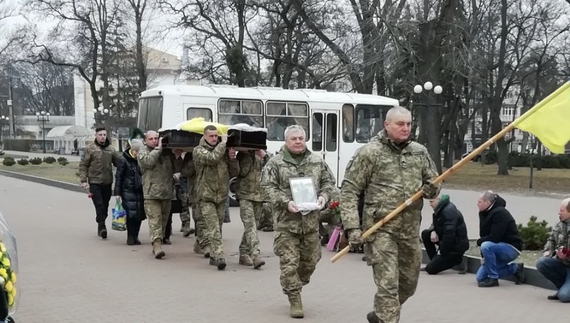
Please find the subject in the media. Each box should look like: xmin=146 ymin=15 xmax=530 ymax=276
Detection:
xmin=475 ymin=190 xmax=524 ymax=287
xmin=262 ymin=124 xmax=336 ymax=318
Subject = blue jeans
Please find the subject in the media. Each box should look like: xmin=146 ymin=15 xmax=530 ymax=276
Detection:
xmin=536 ymin=257 xmax=570 ymax=302
xmin=476 ymin=241 xmax=519 ymax=282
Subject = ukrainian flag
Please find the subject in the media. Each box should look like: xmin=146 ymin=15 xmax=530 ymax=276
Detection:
xmin=515 ymin=81 xmax=570 ymax=154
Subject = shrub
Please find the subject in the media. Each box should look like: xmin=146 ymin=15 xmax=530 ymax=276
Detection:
xmin=29 ymin=157 xmax=43 ymax=165
xmin=58 ymin=157 xmax=69 ymax=166
xmin=43 ymin=156 xmax=56 ymax=164
xmin=17 ymin=158 xmax=29 ymax=166
xmin=2 ymin=157 xmax=15 ymax=166
xmin=517 ymin=216 xmax=551 ymax=250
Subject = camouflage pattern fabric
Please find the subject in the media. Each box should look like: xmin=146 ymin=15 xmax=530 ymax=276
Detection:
xmin=176 ymin=188 xmax=191 ymax=228
xmin=261 ymin=145 xmax=336 ymax=295
xmin=192 ymin=202 xmax=208 ymax=248
xmin=340 ymin=130 xmax=440 ymax=323
xmin=273 ymin=231 xmax=321 ymax=295
xmin=200 ymin=201 xmax=226 ymax=261
xmin=236 ymin=151 xmax=268 ymax=202
xmin=79 ymin=140 xmax=120 ymax=185
xmin=144 ymin=199 xmax=171 ymax=243
xmin=181 ymin=153 xmax=208 ymax=247
xmin=543 ymin=221 xmax=570 ymax=266
xmin=239 ymin=199 xmax=262 ymax=257
xmin=258 ymin=202 xmax=274 ymax=230
xmin=137 ymin=145 xmax=175 ymax=200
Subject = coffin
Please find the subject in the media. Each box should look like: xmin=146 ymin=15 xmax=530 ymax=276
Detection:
xmin=159 ymin=120 xmax=267 ymax=151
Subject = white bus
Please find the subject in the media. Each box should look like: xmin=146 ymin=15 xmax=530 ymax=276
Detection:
xmin=137 ymin=84 xmax=399 ymax=205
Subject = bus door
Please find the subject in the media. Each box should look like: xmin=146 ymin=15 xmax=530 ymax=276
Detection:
xmin=311 ymin=110 xmax=340 ymax=182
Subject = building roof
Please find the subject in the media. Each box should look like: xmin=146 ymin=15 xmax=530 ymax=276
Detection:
xmin=46 ymin=125 xmax=93 ymax=139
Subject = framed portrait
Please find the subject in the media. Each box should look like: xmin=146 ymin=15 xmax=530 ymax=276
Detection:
xmin=290 ymin=177 xmax=317 ymax=205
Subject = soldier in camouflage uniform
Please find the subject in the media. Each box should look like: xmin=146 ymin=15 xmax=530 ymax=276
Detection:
xmin=138 ymin=131 xmax=182 ymax=259
xmin=181 ymin=152 xmax=209 ymax=256
xmin=261 ymin=125 xmax=336 ymax=319
xmin=339 ymin=107 xmax=441 ymax=323
xmin=193 ymin=125 xmax=240 ymax=270
xmin=79 ymin=127 xmax=121 ymax=240
xmin=257 ymin=152 xmax=276 ymax=232
xmin=178 ymin=176 xmax=194 ymax=234
xmin=235 ymin=149 xmax=270 ymax=269
xmin=536 ymin=197 xmax=570 ymax=302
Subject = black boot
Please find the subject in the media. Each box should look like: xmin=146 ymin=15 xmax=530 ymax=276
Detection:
xmin=127 ymin=236 xmax=135 ymax=245
xmin=97 ymin=223 xmax=107 ymax=239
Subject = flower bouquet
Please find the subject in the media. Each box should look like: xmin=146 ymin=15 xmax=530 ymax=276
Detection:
xmin=326 ymin=201 xmax=343 ymax=251
xmin=0 ymin=211 xmax=18 ymax=321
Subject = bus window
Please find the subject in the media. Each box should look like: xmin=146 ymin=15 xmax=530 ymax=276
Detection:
xmin=137 ymin=96 xmax=163 ymax=132
xmin=312 ymin=113 xmax=323 ymax=151
xmin=326 ymin=113 xmax=337 ymax=151
xmin=266 ymin=101 xmax=310 ymax=141
xmin=342 ymin=104 xmax=354 ymax=143
xmin=187 ymin=108 xmax=212 ymax=121
xmin=218 ymin=99 xmax=263 ymax=127
xmin=355 ymin=104 xmax=386 ymax=143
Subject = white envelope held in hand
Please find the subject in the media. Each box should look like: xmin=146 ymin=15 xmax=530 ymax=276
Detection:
xmin=297 ymin=202 xmax=320 ymax=215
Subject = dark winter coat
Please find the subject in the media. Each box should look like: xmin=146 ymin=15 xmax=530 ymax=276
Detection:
xmin=431 ymin=197 xmax=470 ymax=256
xmin=476 ymin=194 xmax=522 ymax=251
xmin=113 ymin=148 xmax=146 ymax=221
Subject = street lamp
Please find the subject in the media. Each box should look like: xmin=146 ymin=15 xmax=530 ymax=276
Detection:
xmin=412 ymin=81 xmax=444 ymax=172
xmin=36 ymin=111 xmax=50 ymax=153
xmin=0 ymin=116 xmax=8 ymax=145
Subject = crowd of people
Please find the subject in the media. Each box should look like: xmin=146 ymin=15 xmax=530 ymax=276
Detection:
xmin=77 ymin=106 xmax=569 ymax=323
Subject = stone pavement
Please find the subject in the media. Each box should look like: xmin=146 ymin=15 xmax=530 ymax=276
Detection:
xmin=0 ymin=176 xmax=567 ymax=323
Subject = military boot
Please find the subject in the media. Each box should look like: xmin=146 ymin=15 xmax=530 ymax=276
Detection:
xmin=367 ymin=311 xmax=382 ymax=323
xmin=252 ymin=255 xmax=266 ymax=269
xmin=209 ymin=257 xmax=227 ymax=270
xmin=239 ymin=254 xmax=253 ymax=266
xmin=202 ymin=245 xmax=211 ymax=258
xmin=288 ymin=294 xmax=304 ymax=318
xmin=193 ymin=242 xmax=203 ymax=254
xmin=183 ymin=227 xmax=195 ymax=238
xmin=152 ymin=239 xmax=165 ymax=259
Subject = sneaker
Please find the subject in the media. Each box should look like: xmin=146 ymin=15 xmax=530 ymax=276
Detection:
xmin=547 ymin=293 xmax=559 ymax=300
xmin=514 ymin=263 xmax=525 ymax=285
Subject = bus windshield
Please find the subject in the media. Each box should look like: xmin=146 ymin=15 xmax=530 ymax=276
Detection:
xmin=137 ymin=96 xmax=163 ymax=132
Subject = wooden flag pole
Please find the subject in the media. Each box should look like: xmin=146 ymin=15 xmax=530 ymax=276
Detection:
xmin=331 ymin=81 xmax=570 ymax=263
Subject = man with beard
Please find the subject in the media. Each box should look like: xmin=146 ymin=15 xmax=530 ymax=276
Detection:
xmin=79 ymin=127 xmax=121 ymax=239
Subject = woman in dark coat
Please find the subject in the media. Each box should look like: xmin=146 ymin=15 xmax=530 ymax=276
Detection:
xmin=113 ymin=139 xmax=146 ymax=245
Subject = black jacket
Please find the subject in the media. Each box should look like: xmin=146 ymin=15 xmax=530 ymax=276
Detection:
xmin=431 ymin=199 xmax=469 ymax=256
xmin=477 ymin=195 xmax=522 ymax=251
xmin=113 ymin=149 xmax=146 ymax=221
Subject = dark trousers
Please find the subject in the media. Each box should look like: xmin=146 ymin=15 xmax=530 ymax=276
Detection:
xmin=90 ymin=183 xmax=112 ymax=224
xmin=165 ymin=212 xmax=173 ymax=239
xmin=421 ymin=229 xmax=463 ymax=275
xmin=126 ymin=216 xmax=142 ymax=239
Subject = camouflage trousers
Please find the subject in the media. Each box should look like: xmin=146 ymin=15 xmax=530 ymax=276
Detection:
xmin=200 ymin=201 xmax=226 ymax=260
xmin=143 ymin=199 xmax=172 ymax=243
xmin=364 ymin=232 xmax=421 ymax=323
xmin=257 ymin=202 xmax=273 ymax=229
xmin=192 ymin=202 xmax=208 ymax=247
xmin=273 ymin=230 xmax=322 ymax=295
xmin=238 ymin=199 xmax=262 ymax=257
xmin=176 ymin=189 xmax=191 ymax=228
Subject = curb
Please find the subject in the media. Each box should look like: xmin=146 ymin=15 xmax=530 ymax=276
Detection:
xmin=421 ymin=248 xmax=556 ymax=291
xmin=0 ymin=169 xmax=84 ymax=194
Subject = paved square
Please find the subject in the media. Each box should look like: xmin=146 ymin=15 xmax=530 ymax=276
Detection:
xmin=0 ymin=176 xmax=566 ymax=323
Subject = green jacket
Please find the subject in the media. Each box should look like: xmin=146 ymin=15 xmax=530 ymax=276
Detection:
xmin=137 ymin=145 xmax=178 ymax=200
xmin=193 ymin=138 xmax=240 ymax=204
xmin=261 ymin=145 xmax=336 ymax=235
xmin=78 ymin=139 xmax=120 ymax=185
xmin=236 ymin=151 xmax=269 ymax=202
xmin=340 ymin=130 xmax=440 ymax=239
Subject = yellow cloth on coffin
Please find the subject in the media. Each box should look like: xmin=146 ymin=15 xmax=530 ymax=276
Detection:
xmin=179 ymin=118 xmax=229 ymax=135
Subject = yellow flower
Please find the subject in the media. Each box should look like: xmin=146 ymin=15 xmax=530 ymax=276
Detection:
xmin=5 ymin=281 xmax=12 ymax=292
xmin=10 ymin=287 xmax=16 ymax=298
xmin=10 ymin=272 xmax=16 ymax=284
xmin=2 ymin=257 xmax=10 ymax=268
xmin=0 ymin=243 xmax=6 ymax=253
xmin=0 ymin=268 xmax=6 ymax=280
xmin=7 ymin=294 xmax=13 ymax=307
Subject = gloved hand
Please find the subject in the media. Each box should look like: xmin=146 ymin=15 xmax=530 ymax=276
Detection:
xmin=347 ymin=229 xmax=363 ymax=250
xmin=476 ymin=238 xmax=482 ymax=246
xmin=422 ymin=181 xmax=439 ymax=198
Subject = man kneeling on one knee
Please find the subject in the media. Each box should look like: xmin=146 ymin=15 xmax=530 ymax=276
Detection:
xmin=421 ymin=194 xmax=469 ymax=275
xmin=475 ymin=190 xmax=525 ymax=287
xmin=535 ymin=197 xmax=570 ymax=303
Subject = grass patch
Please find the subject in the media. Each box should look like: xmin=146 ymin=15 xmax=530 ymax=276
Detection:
xmin=442 ymin=161 xmax=570 ymax=195
xmin=465 ymin=240 xmax=542 ymax=268
xmin=0 ymin=161 xmax=80 ymax=184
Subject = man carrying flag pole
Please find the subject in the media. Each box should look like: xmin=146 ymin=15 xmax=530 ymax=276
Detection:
xmin=335 ymin=81 xmax=570 ymax=322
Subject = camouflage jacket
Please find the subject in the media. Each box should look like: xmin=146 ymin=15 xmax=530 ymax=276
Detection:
xmin=340 ymin=130 xmax=440 ymax=239
xmin=137 ymin=145 xmax=178 ymax=200
xmin=261 ymin=145 xmax=336 ymax=235
xmin=181 ymin=152 xmax=197 ymax=204
xmin=236 ymin=151 xmax=269 ymax=202
xmin=78 ymin=139 xmax=120 ymax=185
xmin=543 ymin=220 xmax=570 ymax=266
xmin=193 ymin=138 xmax=240 ymax=204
